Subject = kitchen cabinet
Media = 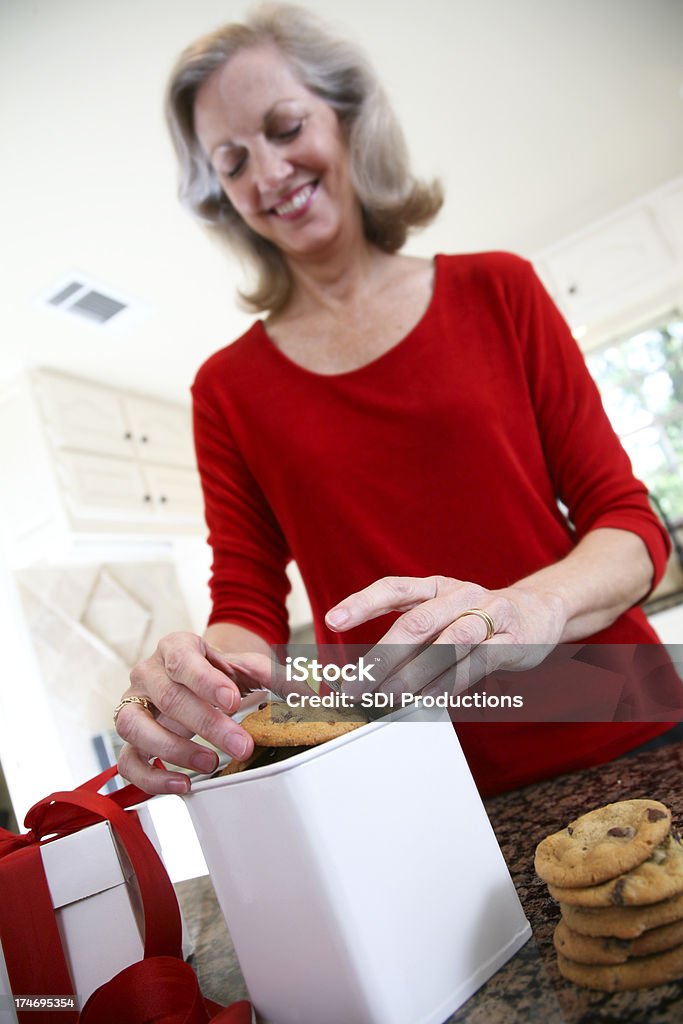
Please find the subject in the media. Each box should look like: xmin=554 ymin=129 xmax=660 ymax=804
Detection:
xmin=54 ymin=450 xmax=203 ymax=525
xmin=34 ymin=370 xmax=197 ymax=469
xmin=0 ymin=369 xmax=205 ymax=566
xmin=33 ymin=368 xmax=198 ymax=469
xmin=122 ymin=394 xmax=197 ymax=468
xmin=534 ymin=176 xmax=683 ymax=330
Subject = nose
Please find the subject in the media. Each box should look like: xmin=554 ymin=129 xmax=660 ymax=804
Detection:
xmin=251 ymin=139 xmax=293 ymax=193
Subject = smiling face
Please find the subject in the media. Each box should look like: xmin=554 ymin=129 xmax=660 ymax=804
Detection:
xmin=193 ymin=45 xmax=362 ymax=264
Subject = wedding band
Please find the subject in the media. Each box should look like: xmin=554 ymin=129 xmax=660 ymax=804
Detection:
xmin=113 ymin=695 xmax=156 ymax=728
xmin=454 ymin=608 xmax=496 ymax=641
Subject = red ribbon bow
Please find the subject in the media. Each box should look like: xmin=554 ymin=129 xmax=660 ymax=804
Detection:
xmin=0 ymin=767 xmax=251 ymax=1024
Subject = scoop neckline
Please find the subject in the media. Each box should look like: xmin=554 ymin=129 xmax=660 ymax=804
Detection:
xmin=253 ymin=254 xmax=441 ymax=381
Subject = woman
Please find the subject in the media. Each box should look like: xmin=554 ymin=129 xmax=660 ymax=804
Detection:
xmin=116 ymin=3 xmax=675 ymax=797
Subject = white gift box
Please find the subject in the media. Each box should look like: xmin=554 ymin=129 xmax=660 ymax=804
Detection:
xmin=184 ymin=706 xmax=531 ymax=1024
xmin=0 ymin=805 xmax=190 ymax=1023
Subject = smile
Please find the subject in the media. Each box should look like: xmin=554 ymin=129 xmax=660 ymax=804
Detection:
xmin=270 ymin=182 xmax=317 ymax=218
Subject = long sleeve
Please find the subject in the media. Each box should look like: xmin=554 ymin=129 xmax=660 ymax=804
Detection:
xmin=508 ymin=256 xmax=671 ymax=592
xmin=191 ymin=372 xmax=291 ymax=646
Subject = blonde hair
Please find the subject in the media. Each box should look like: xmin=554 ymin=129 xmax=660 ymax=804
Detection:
xmin=165 ymin=3 xmax=443 ymax=313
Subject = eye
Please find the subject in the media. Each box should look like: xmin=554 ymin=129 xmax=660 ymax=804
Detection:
xmin=215 ymin=150 xmax=247 ymax=181
xmin=225 ymin=159 xmax=246 ymax=180
xmin=270 ymin=120 xmax=303 ymax=142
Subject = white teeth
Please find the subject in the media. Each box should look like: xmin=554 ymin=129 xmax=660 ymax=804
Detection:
xmin=273 ymin=184 xmax=315 ymax=216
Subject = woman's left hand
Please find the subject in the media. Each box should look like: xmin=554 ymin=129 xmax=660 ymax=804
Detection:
xmin=324 ymin=575 xmax=568 ymax=699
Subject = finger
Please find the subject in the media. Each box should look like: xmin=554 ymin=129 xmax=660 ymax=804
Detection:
xmin=117 ymin=681 xmax=253 ymax=764
xmin=206 ymin=649 xmax=275 ymax=694
xmin=215 ymin=652 xmax=314 ymax=699
xmin=378 ymin=642 xmax=458 ymax=699
xmin=118 ymin=744 xmax=192 ymax=795
xmin=119 ymin=717 xmax=220 ymax=776
xmin=378 ymin=602 xmax=511 ymax=699
xmin=325 ymin=576 xmax=442 ymax=632
xmin=155 ymin=636 xmax=242 ymax=713
xmin=373 ymin=585 xmax=496 ymax=656
xmin=425 ymin=642 xmax=501 ymax=697
xmin=344 ymin=587 xmax=490 ymax=695
xmin=341 ymin=642 xmax=427 ymax=700
xmin=376 ymin=630 xmax=495 ymax=701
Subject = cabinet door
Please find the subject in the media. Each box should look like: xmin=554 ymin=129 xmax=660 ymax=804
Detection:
xmin=56 ymin=451 xmax=155 ymax=521
xmin=33 ymin=370 xmax=134 ymax=459
xmin=542 ymin=208 xmax=672 ymax=326
xmin=142 ymin=463 xmax=205 ymax=525
xmin=124 ymin=396 xmax=197 ymax=469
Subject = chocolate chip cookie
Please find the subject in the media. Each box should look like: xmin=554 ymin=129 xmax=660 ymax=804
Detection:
xmin=240 ymin=699 xmax=367 ymax=747
xmin=560 ymin=891 xmax=683 ymax=939
xmin=554 ymin=916 xmax=683 ymax=965
xmin=556 ymin=942 xmax=683 ymax=991
xmin=548 ymin=834 xmax=683 ymax=907
xmin=534 ymin=799 xmax=671 ymax=887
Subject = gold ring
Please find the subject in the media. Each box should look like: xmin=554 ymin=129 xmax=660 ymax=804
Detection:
xmin=113 ymin=695 xmax=156 ymax=728
xmin=454 ymin=608 xmax=495 ymax=641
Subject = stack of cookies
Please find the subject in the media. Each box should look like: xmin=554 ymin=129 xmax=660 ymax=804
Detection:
xmin=535 ymin=799 xmax=683 ymax=991
xmin=218 ymin=699 xmax=368 ymax=775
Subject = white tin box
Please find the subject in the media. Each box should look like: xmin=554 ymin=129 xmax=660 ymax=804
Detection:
xmin=184 ymin=707 xmax=531 ymax=1024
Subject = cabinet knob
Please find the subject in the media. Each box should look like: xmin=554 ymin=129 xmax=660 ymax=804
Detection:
xmin=123 ymin=431 xmax=132 ymax=440
xmin=159 ymin=495 xmax=168 ymax=504
xmin=142 ymin=494 xmax=152 ymax=503
xmin=567 ymin=283 xmax=578 ymax=295
xmin=140 ymin=435 xmax=149 ymax=443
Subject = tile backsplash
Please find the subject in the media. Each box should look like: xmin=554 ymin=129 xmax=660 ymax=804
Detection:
xmin=15 ymin=560 xmax=194 ymax=785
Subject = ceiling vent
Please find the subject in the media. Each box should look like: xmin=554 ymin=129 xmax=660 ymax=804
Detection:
xmin=37 ymin=272 xmax=149 ymax=332
xmin=46 ymin=279 xmax=127 ymax=324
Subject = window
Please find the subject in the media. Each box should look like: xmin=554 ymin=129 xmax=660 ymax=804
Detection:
xmin=585 ymin=311 xmax=683 ymax=527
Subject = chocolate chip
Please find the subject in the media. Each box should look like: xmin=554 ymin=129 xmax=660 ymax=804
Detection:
xmin=611 ymin=878 xmax=626 ymax=905
xmin=607 ymin=826 xmax=636 ymax=839
xmin=602 ymin=937 xmax=630 ymax=951
xmin=647 ymin=808 xmax=667 ymax=822
xmin=567 ymin=826 xmax=573 ymax=836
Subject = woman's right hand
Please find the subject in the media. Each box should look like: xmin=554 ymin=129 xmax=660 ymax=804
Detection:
xmin=116 ymin=631 xmax=260 ymax=794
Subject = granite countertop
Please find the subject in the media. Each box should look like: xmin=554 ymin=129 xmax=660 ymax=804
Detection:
xmin=175 ymin=738 xmax=683 ymax=1023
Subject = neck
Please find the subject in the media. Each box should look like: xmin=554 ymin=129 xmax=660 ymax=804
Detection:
xmin=283 ymin=242 xmax=394 ymax=319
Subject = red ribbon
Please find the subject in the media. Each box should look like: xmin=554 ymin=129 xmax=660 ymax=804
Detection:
xmin=80 ymin=959 xmax=252 ymax=1024
xmin=0 ymin=768 xmax=252 ymax=1023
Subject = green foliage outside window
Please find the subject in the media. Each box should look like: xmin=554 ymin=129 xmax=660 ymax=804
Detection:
xmin=585 ymin=314 xmax=683 ymax=526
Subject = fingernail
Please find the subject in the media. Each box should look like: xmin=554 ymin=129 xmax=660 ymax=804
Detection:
xmin=226 ymin=734 xmax=250 ymax=760
xmin=191 ymin=749 xmax=218 ymax=773
xmin=167 ymin=777 xmax=190 ymax=794
xmin=216 ymin=686 xmax=239 ymax=712
xmin=326 ymin=608 xmax=349 ymax=628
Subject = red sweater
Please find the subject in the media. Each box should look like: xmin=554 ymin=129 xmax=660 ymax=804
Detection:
xmin=192 ymin=252 xmax=672 ymax=794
